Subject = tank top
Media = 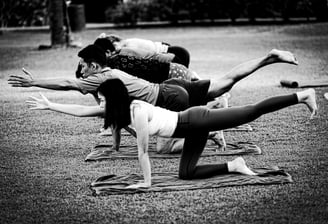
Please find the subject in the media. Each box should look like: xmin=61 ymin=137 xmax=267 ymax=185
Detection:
xmin=130 ymin=100 xmax=178 ymax=137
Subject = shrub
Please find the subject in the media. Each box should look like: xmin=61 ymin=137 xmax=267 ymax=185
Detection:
xmin=0 ymin=0 xmax=48 ymax=27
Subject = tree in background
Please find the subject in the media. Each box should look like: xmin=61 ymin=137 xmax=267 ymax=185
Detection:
xmin=0 ymin=0 xmax=48 ymax=27
xmin=312 ymin=0 xmax=328 ymax=21
xmin=1 ymin=0 xmax=327 ymax=28
xmin=41 ymin=0 xmax=82 ymax=49
xmin=73 ymin=0 xmax=119 ymax=22
xmin=48 ymin=0 xmax=66 ymax=47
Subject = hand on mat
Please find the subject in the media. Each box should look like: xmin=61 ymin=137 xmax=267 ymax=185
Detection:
xmin=26 ymin=92 xmax=50 ymax=110
xmin=111 ymin=144 xmax=120 ymax=152
xmin=8 ymin=68 xmax=34 ymax=87
xmin=126 ymin=182 xmax=151 ymax=189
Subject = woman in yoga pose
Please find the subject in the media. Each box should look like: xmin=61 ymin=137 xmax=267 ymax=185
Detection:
xmin=27 ymin=78 xmax=317 ymax=189
xmin=98 ymin=33 xmax=191 ymax=68
xmin=75 ymin=38 xmax=199 ymax=82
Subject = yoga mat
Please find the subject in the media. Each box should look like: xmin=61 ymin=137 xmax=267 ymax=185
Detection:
xmin=85 ymin=142 xmax=261 ymax=161
xmin=99 ymin=124 xmax=253 ymax=137
xmin=226 ymin=124 xmax=252 ymax=131
xmin=280 ymin=79 xmax=328 ymax=88
xmin=90 ymin=167 xmax=292 ymax=195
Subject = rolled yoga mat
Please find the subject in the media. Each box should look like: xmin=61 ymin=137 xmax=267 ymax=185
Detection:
xmin=280 ymin=79 xmax=328 ymax=88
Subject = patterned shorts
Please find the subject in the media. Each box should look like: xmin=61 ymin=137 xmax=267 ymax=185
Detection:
xmin=168 ymin=63 xmax=193 ymax=80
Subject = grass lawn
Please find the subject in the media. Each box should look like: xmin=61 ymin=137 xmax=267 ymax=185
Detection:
xmin=0 ymin=23 xmax=328 ymax=224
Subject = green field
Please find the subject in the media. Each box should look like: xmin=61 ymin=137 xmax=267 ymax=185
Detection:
xmin=0 ymin=23 xmax=328 ymax=223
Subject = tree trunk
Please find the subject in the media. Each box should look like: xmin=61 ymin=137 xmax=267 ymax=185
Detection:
xmin=49 ymin=0 xmax=66 ymax=47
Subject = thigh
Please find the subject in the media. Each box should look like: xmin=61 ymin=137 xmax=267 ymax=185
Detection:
xmin=172 ymin=107 xmax=210 ymax=137
xmin=168 ymin=63 xmax=193 ymax=80
xmin=176 ymin=105 xmax=260 ymax=133
xmin=164 ymin=79 xmax=211 ymax=106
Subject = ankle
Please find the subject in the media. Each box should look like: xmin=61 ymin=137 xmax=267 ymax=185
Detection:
xmin=227 ymin=157 xmax=242 ymax=172
xmin=296 ymin=89 xmax=314 ymax=103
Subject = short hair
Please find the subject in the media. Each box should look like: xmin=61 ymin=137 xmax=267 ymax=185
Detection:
xmin=78 ymin=44 xmax=106 ymax=66
xmin=97 ymin=79 xmax=132 ymax=130
xmin=94 ymin=38 xmax=116 ymax=52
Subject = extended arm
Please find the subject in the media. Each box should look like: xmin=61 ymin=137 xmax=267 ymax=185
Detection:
xmin=126 ymin=105 xmax=151 ymax=188
xmin=26 ymin=93 xmax=104 ymax=117
xmin=8 ymin=68 xmax=82 ymax=91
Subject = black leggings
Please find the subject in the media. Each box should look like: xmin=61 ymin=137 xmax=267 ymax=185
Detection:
xmin=172 ymin=93 xmax=298 ymax=180
xmin=168 ymin=46 xmax=190 ymax=68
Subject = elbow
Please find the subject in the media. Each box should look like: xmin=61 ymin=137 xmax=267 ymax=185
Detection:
xmin=138 ymin=151 xmax=146 ymax=159
xmin=138 ymin=149 xmax=148 ymax=159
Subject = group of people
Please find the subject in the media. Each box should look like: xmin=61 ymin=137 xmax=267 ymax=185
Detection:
xmin=9 ymin=34 xmax=317 ymax=189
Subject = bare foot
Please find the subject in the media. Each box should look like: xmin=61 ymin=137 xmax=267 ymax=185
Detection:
xmin=228 ymin=157 xmax=257 ymax=175
xmin=297 ymin=88 xmax=318 ymax=119
xmin=324 ymin=93 xmax=328 ymax=101
xmin=268 ymin=49 xmax=298 ymax=65
xmin=207 ymin=93 xmax=230 ymax=109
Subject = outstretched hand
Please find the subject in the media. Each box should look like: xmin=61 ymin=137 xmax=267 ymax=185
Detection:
xmin=26 ymin=92 xmax=51 ymax=110
xmin=8 ymin=68 xmax=34 ymax=87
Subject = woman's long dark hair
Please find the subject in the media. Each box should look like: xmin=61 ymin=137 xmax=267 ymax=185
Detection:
xmin=97 ymin=79 xmax=133 ymax=130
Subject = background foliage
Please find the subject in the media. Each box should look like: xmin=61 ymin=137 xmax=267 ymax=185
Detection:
xmin=0 ymin=0 xmax=327 ymax=27
xmin=106 ymin=0 xmax=328 ymax=25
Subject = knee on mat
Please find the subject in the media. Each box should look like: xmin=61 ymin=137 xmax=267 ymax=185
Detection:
xmin=178 ymin=170 xmax=194 ymax=180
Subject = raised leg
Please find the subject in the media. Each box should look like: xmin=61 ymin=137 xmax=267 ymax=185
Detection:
xmin=174 ymin=89 xmax=316 ymax=135
xmin=207 ymin=49 xmax=298 ymax=98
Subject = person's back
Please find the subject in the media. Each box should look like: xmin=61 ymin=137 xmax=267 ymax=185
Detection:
xmin=121 ymin=38 xmax=169 ymax=55
xmin=109 ymin=69 xmax=160 ymax=105
xmin=77 ymin=68 xmax=160 ymax=105
xmin=107 ymin=54 xmax=171 ymax=83
xmin=120 ymin=48 xmax=174 ymax=63
xmin=130 ymin=100 xmax=178 ymax=137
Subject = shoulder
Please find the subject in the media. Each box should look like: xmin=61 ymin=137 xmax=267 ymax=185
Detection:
xmin=131 ymin=100 xmax=151 ymax=113
xmin=131 ymin=100 xmax=145 ymax=109
xmin=131 ymin=100 xmax=152 ymax=123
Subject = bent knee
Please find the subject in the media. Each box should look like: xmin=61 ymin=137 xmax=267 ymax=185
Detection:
xmin=178 ymin=170 xmax=194 ymax=180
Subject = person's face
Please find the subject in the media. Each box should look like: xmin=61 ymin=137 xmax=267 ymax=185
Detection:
xmin=105 ymin=50 xmax=112 ymax=57
xmin=79 ymin=59 xmax=95 ymax=78
xmin=98 ymin=92 xmax=106 ymax=109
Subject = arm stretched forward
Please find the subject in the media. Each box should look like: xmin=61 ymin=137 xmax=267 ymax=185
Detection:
xmin=8 ymin=68 xmax=82 ymax=92
xmin=26 ymin=92 xmax=104 ymax=117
